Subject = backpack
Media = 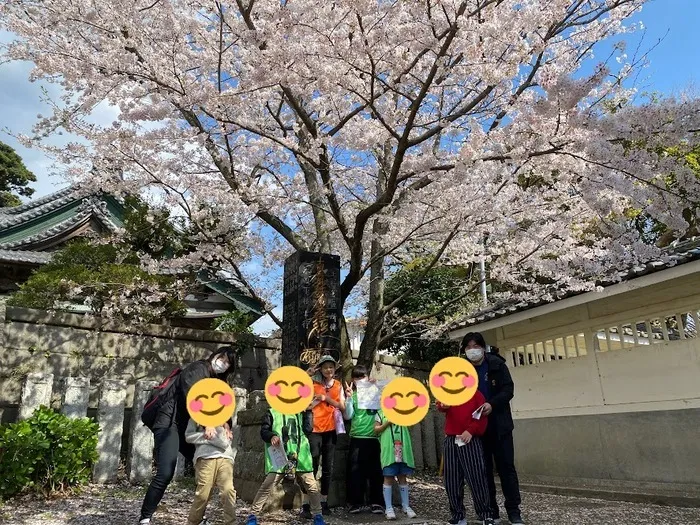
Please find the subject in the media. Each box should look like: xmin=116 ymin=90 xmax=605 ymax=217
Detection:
xmin=141 ymin=367 xmax=182 ymax=429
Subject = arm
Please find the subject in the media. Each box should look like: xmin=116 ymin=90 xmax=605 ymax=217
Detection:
xmin=488 ymin=362 xmax=514 ymax=410
xmin=374 ymin=413 xmax=390 ymax=435
xmin=464 ymin=393 xmax=488 ymax=437
xmin=302 ymin=409 xmax=314 ymax=434
xmin=180 ymin=361 xmax=210 ymax=399
xmin=260 ymin=410 xmax=277 ymax=444
xmin=185 ymin=419 xmax=225 ymax=448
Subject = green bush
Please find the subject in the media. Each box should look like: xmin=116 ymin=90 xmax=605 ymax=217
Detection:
xmin=0 ymin=406 xmax=99 ymax=501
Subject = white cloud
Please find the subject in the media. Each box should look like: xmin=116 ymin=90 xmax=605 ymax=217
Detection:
xmin=251 ymin=306 xmax=282 ymax=336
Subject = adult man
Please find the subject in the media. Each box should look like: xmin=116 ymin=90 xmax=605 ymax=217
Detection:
xmin=139 ymin=346 xmax=237 ymax=525
xmin=461 ymin=332 xmax=524 ymax=525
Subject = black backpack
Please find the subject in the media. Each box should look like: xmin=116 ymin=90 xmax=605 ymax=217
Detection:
xmin=141 ymin=367 xmax=182 ymax=429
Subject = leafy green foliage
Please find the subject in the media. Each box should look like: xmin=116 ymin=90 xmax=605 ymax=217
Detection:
xmin=0 ymin=141 xmax=36 ymax=208
xmin=380 ymin=260 xmax=478 ymax=365
xmin=0 ymin=406 xmax=99 ymax=501
xmin=211 ymin=310 xmax=254 ymax=333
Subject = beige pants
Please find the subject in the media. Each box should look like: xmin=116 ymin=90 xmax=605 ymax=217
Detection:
xmin=188 ymin=457 xmax=236 ymax=525
xmin=250 ymin=471 xmax=321 ymax=516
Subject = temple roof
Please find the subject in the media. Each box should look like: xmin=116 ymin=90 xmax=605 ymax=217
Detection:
xmin=0 ymin=186 xmax=265 ymax=320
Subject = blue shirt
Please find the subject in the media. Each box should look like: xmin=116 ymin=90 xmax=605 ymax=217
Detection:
xmin=476 ymin=360 xmax=490 ymax=400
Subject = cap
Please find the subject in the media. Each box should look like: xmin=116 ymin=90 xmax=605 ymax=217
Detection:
xmin=317 ymin=355 xmax=337 ymax=366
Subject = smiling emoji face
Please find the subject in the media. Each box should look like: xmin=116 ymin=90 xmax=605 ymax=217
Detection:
xmin=429 ymin=356 xmax=478 ymax=406
xmin=380 ymin=377 xmax=430 ymax=426
xmin=187 ymin=378 xmax=236 ymax=427
xmin=265 ymin=366 xmax=314 ymax=415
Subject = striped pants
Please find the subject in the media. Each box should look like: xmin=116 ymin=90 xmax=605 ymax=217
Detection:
xmin=443 ymin=435 xmax=493 ymax=521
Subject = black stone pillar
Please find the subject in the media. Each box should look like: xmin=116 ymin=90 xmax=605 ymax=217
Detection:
xmin=282 ymin=251 xmax=341 ymax=367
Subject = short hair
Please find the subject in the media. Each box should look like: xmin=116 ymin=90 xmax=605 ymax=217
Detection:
xmin=460 ymin=332 xmax=486 ymax=351
xmin=351 ymin=365 xmax=368 ymax=379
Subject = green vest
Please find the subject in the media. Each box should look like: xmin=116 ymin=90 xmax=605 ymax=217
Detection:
xmin=350 ymin=391 xmax=379 ymax=439
xmin=377 ymin=411 xmax=415 ymax=469
xmin=264 ymin=410 xmax=313 ymax=474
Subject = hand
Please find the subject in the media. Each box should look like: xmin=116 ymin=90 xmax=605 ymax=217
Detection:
xmin=270 ymin=435 xmax=281 ymax=447
xmin=345 ymin=387 xmax=353 ymax=398
xmin=306 ymin=367 xmax=316 ymax=376
xmin=459 ymin=430 xmax=473 ymax=444
xmin=481 ymin=402 xmax=493 ymax=416
xmin=314 ymin=394 xmax=326 ymax=403
xmin=204 ymin=426 xmax=216 ymax=440
xmin=225 ymin=427 xmax=233 ymax=441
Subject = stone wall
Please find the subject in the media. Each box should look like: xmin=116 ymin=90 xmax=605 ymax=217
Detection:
xmin=0 ymin=305 xmax=280 ymax=423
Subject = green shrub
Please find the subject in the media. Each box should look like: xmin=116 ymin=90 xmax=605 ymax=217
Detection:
xmin=0 ymin=406 xmax=99 ymax=501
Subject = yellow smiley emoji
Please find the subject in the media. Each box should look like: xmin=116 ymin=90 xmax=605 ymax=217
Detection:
xmin=429 ymin=356 xmax=478 ymax=406
xmin=187 ymin=378 xmax=236 ymax=427
xmin=380 ymin=377 xmax=430 ymax=426
xmin=265 ymin=366 xmax=314 ymax=415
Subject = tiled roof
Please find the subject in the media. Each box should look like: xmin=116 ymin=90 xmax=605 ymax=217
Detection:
xmin=448 ymin=237 xmax=700 ymax=332
xmin=0 ymin=249 xmax=52 ymax=265
xmin=0 ymin=187 xmax=123 ymax=250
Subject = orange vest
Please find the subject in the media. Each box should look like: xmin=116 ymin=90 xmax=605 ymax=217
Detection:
xmin=312 ymin=380 xmax=342 ymax=433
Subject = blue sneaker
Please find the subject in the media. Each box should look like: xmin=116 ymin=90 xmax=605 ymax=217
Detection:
xmin=313 ymin=513 xmax=327 ymax=525
xmin=246 ymin=515 xmax=258 ymax=525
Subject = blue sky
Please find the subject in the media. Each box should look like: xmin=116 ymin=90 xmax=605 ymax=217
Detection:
xmin=1 ymin=0 xmax=699 ymax=334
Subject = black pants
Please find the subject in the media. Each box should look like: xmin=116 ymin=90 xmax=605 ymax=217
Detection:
xmin=443 ymin=436 xmax=493 ymax=521
xmin=140 ymin=426 xmax=180 ymax=520
xmin=346 ymin=437 xmax=384 ymax=507
xmin=309 ymin=431 xmax=337 ymax=496
xmin=483 ymin=429 xmax=521 ymax=519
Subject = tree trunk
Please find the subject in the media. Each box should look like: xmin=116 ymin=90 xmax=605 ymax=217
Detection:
xmin=339 ymin=315 xmax=354 ymax=383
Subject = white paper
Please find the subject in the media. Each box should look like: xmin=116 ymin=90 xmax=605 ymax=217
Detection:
xmin=472 ymin=405 xmax=485 ymax=420
xmin=454 ymin=437 xmax=466 ymax=447
xmin=356 ymin=379 xmax=389 ymax=410
xmin=267 ymin=443 xmax=288 ymax=470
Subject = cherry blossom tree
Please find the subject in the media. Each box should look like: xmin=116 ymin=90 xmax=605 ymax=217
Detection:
xmin=2 ymin=0 xmax=699 ymax=370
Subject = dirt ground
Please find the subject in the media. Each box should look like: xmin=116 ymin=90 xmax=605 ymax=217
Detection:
xmin=1 ymin=475 xmax=699 ymax=525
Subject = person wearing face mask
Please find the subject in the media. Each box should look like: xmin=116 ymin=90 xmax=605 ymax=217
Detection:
xmin=461 ymin=332 xmax=523 ymax=525
xmin=139 ymin=346 xmax=237 ymax=525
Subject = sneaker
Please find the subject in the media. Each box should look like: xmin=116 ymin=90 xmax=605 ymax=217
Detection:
xmin=246 ymin=516 xmax=258 ymax=525
xmin=403 ymin=507 xmax=417 ymax=519
xmin=508 ymin=516 xmax=525 ymax=525
xmin=385 ymin=507 xmax=396 ymax=520
xmin=349 ymin=505 xmax=363 ymax=514
xmin=138 ymin=520 xmax=150 ymax=525
xmin=199 ymin=519 xmax=210 ymax=525
xmin=313 ymin=514 xmax=327 ymax=525
xmin=494 ymin=520 xmax=501 ymax=525
xmin=483 ymin=520 xmax=497 ymax=525
xmin=371 ymin=504 xmax=384 ymax=515
xmin=300 ymin=504 xmax=313 ymax=520
xmin=321 ymin=501 xmax=332 ymax=516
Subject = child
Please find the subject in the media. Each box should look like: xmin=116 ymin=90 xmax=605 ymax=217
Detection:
xmin=345 ymin=365 xmax=384 ymax=514
xmin=246 ymin=406 xmax=327 ymax=525
xmin=185 ymin=419 xmax=236 ymax=525
xmin=437 ymin=389 xmax=495 ymax=525
xmin=374 ymin=409 xmax=417 ymax=520
xmin=306 ymin=355 xmax=346 ymax=516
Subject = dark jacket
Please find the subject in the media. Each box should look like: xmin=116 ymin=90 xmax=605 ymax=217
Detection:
xmin=260 ymin=409 xmax=314 ymax=444
xmin=483 ymin=353 xmax=515 ymax=435
xmin=152 ymin=359 xmax=216 ymax=461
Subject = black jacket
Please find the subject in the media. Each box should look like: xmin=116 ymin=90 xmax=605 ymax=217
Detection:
xmin=483 ymin=353 xmax=515 ymax=435
xmin=260 ymin=409 xmax=314 ymax=444
xmin=152 ymin=359 xmax=216 ymax=461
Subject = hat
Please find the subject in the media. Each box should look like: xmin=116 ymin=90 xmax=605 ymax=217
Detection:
xmin=317 ymin=355 xmax=337 ymax=366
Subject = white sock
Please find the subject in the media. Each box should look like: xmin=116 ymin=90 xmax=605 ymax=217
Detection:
xmin=383 ymin=485 xmax=393 ymax=510
xmin=321 ymin=494 xmax=327 ymax=503
xmin=399 ymin=484 xmax=409 ymax=509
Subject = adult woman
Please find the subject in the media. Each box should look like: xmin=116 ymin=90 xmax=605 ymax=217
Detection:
xmin=139 ymin=346 xmax=236 ymax=525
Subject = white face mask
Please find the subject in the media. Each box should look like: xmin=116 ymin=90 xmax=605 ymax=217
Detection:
xmin=466 ymin=347 xmax=485 ymax=362
xmin=212 ymin=358 xmax=228 ymax=374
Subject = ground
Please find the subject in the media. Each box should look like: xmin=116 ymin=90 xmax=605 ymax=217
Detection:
xmin=1 ymin=475 xmax=699 ymax=525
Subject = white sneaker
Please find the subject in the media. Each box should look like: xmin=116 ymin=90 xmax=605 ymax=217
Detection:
xmin=403 ymin=507 xmax=417 ymax=519
xmin=385 ymin=508 xmax=396 ymax=520
xmin=457 ymin=521 xmax=467 ymax=525
xmin=139 ymin=520 xmax=150 ymax=525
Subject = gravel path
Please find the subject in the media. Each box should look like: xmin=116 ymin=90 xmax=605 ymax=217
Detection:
xmin=2 ymin=475 xmax=699 ymax=525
